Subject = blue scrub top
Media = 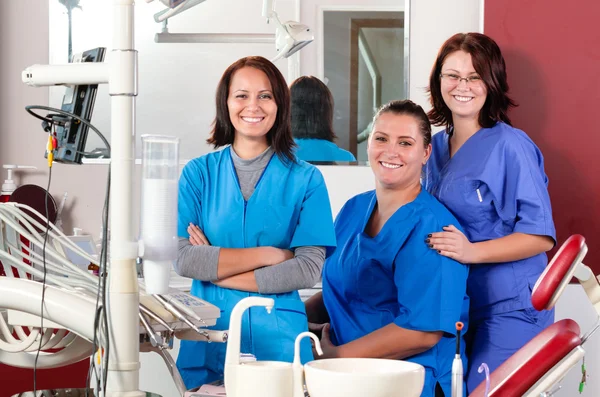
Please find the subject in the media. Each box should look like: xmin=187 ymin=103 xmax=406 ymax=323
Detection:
xmin=424 ymin=122 xmax=556 ymax=319
xmin=322 ymin=189 xmax=469 ymax=397
xmin=176 ymin=146 xmax=337 ymax=388
xmin=294 ymin=138 xmax=357 ymax=162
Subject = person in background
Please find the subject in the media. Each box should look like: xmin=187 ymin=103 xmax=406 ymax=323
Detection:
xmin=175 ymin=56 xmax=337 ymax=390
xmin=290 ymin=76 xmax=357 ymax=162
xmin=424 ymin=32 xmax=556 ymax=393
xmin=305 ymin=100 xmax=469 ymax=397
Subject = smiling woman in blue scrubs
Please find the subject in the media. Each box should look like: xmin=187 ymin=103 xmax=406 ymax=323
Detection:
xmin=305 ymin=100 xmax=469 ymax=397
xmin=290 ymin=76 xmax=356 ymax=162
xmin=424 ymin=33 xmax=556 ymax=393
xmin=174 ymin=56 xmax=337 ymax=390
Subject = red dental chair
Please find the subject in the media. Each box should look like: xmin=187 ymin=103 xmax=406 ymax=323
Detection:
xmin=470 ymin=234 xmax=600 ymax=396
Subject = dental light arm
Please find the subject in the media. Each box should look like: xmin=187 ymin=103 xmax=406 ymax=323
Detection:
xmin=262 ymin=0 xmax=314 ymax=62
xmin=147 ymin=0 xmax=209 ymax=23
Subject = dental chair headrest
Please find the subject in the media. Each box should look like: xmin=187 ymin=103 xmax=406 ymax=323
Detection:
xmin=531 ymin=234 xmax=587 ymax=311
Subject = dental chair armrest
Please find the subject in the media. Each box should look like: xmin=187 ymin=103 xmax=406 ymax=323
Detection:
xmin=532 ymin=235 xmax=587 ymax=311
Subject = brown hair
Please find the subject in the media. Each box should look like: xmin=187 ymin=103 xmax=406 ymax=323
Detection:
xmin=290 ymin=76 xmax=337 ymax=141
xmin=207 ymin=56 xmax=296 ymax=163
xmin=372 ymin=100 xmax=431 ymax=147
xmin=427 ymin=32 xmax=517 ymax=131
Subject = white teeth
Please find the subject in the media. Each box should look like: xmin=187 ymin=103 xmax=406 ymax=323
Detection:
xmin=454 ymin=96 xmax=473 ymax=102
xmin=381 ymin=161 xmax=401 ymax=169
xmin=242 ymin=117 xmax=263 ymax=123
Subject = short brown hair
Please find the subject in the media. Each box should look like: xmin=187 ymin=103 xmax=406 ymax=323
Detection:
xmin=207 ymin=56 xmax=296 ymax=163
xmin=427 ymin=33 xmax=517 ymax=130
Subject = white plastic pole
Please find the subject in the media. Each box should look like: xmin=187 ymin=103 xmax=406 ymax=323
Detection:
xmin=106 ymin=0 xmax=144 ymax=395
xmin=21 ymin=63 xmax=109 ymax=87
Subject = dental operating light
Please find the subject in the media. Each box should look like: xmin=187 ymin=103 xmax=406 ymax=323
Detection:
xmin=262 ymin=0 xmax=314 ymax=62
xmin=151 ymin=0 xmax=314 ymax=64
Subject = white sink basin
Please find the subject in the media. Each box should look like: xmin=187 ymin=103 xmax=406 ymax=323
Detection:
xmin=304 ymin=358 xmax=425 ymax=397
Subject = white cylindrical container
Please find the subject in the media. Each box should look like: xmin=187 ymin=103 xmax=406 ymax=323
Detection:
xmin=140 ymin=135 xmax=179 ymax=294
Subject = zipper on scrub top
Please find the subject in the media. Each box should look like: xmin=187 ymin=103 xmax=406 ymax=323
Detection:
xmin=243 ymin=200 xmax=247 ymax=248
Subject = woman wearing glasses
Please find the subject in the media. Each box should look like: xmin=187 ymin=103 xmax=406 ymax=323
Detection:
xmin=424 ymin=33 xmax=556 ymax=393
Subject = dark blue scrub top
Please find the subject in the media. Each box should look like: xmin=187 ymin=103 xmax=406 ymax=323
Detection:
xmin=323 ymin=189 xmax=469 ymax=397
xmin=424 ymin=122 xmax=556 ymax=319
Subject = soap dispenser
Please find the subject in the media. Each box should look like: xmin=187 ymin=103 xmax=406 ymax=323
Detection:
xmin=1 ymin=165 xmax=37 ymax=202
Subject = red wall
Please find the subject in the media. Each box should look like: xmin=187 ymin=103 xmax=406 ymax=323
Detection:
xmin=0 ymin=361 xmax=89 ymax=397
xmin=485 ymin=1 xmax=600 ymax=272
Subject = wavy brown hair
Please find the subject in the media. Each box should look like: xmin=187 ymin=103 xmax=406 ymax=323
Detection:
xmin=427 ymin=33 xmax=517 ymax=131
xmin=207 ymin=56 xmax=296 ymax=163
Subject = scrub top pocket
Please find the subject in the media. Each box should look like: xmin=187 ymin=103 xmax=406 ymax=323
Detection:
xmin=459 ymin=180 xmax=491 ymax=223
xmin=353 ymin=257 xmax=395 ymax=307
xmin=261 ymin=205 xmax=296 ymax=247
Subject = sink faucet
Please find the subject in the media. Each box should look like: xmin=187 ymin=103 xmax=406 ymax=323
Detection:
xmin=224 ymin=297 xmax=275 ymax=366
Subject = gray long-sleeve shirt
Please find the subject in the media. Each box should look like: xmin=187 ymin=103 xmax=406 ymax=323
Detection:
xmin=174 ymin=146 xmax=326 ymax=294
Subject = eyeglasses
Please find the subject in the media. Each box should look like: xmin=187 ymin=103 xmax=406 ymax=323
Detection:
xmin=440 ymin=73 xmax=483 ymax=86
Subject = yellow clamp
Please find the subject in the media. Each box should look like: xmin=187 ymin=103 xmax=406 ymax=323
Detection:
xmin=46 ymin=135 xmax=54 ymax=167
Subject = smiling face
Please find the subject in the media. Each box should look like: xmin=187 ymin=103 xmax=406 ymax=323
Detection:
xmin=367 ymin=112 xmax=431 ymax=190
xmin=441 ymin=50 xmax=488 ymax=123
xmin=227 ymin=66 xmax=278 ymax=143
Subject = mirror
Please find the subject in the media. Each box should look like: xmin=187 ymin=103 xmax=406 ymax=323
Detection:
xmin=321 ymin=9 xmax=406 ymax=162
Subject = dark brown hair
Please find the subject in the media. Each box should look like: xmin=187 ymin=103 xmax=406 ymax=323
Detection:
xmin=372 ymin=100 xmax=431 ymax=147
xmin=427 ymin=32 xmax=517 ymax=131
xmin=207 ymin=56 xmax=296 ymax=163
xmin=290 ymin=76 xmax=337 ymax=141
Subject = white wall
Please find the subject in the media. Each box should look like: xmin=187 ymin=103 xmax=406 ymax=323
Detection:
xmin=408 ymin=0 xmax=482 ymax=112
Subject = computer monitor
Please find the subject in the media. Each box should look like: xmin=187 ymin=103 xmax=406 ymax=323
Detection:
xmin=52 ymin=47 xmax=106 ymax=164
